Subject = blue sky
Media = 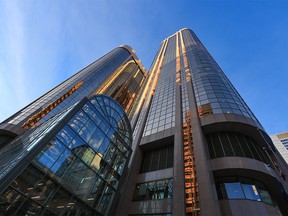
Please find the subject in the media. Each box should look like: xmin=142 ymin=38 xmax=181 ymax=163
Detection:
xmin=0 ymin=0 xmax=287 ymax=134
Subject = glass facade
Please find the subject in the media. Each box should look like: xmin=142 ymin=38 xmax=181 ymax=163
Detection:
xmin=182 ymin=29 xmax=259 ymax=122
xmin=94 ymin=59 xmax=146 ymax=118
xmin=1 ymin=47 xmax=146 ymax=135
xmin=140 ymin=28 xmax=262 ymax=138
xmin=142 ymin=37 xmax=176 ymax=137
xmin=5 ymin=48 xmax=130 ymax=126
xmin=0 ymin=95 xmax=132 ymax=215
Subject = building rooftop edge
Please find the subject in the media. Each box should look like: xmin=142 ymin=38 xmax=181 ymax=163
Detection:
xmin=118 ymin=45 xmax=147 ymax=74
xmin=161 ymin=28 xmax=192 ymax=43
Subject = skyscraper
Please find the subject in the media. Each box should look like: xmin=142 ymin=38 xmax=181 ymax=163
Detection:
xmin=0 ymin=28 xmax=288 ymax=216
xmin=0 ymin=45 xmax=147 ymax=148
xmin=115 ymin=29 xmax=288 ymax=215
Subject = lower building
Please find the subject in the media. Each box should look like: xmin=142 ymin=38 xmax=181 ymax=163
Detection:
xmin=0 ymin=95 xmax=132 ymax=215
xmin=271 ymin=131 xmax=288 ymax=166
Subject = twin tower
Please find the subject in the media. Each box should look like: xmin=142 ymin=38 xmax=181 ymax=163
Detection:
xmin=0 ymin=29 xmax=287 ymax=215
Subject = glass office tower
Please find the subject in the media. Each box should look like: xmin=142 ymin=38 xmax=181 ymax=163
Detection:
xmin=115 ymin=29 xmax=288 ymax=215
xmin=0 ymin=45 xmax=147 ymax=148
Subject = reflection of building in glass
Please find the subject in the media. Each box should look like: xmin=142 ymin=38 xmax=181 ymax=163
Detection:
xmin=0 ymin=95 xmax=132 ymax=215
xmin=115 ymin=29 xmax=288 ymax=215
xmin=271 ymin=132 xmax=288 ymax=165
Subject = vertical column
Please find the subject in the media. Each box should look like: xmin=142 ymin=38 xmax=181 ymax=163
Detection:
xmin=173 ymin=32 xmax=186 ymax=215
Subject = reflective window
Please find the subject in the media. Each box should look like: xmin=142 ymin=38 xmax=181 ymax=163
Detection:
xmin=1 ymin=95 xmax=132 ymax=216
xmin=216 ymin=177 xmax=276 ymax=206
xmin=182 ymin=29 xmax=259 ymax=124
xmin=224 ymin=182 xmax=245 ymax=199
xmin=242 ymin=184 xmax=261 ymax=201
xmin=37 ymin=138 xmax=66 ymax=171
xmin=133 ymin=179 xmax=173 ymax=201
xmin=142 ymin=36 xmax=176 ymax=137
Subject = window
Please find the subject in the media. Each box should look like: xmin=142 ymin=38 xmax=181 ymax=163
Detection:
xmin=215 ymin=177 xmax=276 ymax=206
xmin=224 ymin=182 xmax=245 ymax=199
xmin=206 ymin=131 xmax=269 ymax=164
xmin=140 ymin=145 xmax=173 ymax=173
xmin=242 ymin=184 xmax=261 ymax=201
xmin=133 ymin=179 xmax=173 ymax=201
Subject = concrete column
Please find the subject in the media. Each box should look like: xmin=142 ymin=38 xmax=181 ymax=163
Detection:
xmin=172 ymin=33 xmax=186 ymax=215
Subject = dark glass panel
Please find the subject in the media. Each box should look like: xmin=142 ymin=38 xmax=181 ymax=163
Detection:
xmin=17 ymin=199 xmax=43 ymax=216
xmin=10 ymin=164 xmax=45 ymax=196
xmin=167 ymin=145 xmax=174 ymax=168
xmin=0 ymin=187 xmax=26 ymax=215
xmin=142 ymin=151 xmax=152 ymax=173
xmin=158 ymin=147 xmax=167 ymax=170
xmin=211 ymin=133 xmax=224 ymax=157
xmin=75 ymin=169 xmax=97 ymax=201
xmin=256 ymin=182 xmax=274 ymax=206
xmin=206 ymin=134 xmax=216 ymax=158
xmin=238 ymin=134 xmax=253 ymax=158
xmin=229 ymin=133 xmax=245 ymax=157
xmin=150 ymin=149 xmax=160 ymax=172
xmin=219 ymin=132 xmax=234 ymax=156
xmin=47 ymin=188 xmax=70 ymax=214
xmin=246 ymin=138 xmax=262 ymax=161
xmin=96 ymin=185 xmax=114 ymax=214
xmin=139 ymin=145 xmax=173 ymax=173
xmin=29 ymin=176 xmax=58 ymax=206
xmin=133 ymin=179 xmax=173 ymax=201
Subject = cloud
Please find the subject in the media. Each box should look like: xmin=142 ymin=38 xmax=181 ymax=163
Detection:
xmin=0 ymin=1 xmax=71 ymax=121
xmin=0 ymin=1 xmax=26 ymax=106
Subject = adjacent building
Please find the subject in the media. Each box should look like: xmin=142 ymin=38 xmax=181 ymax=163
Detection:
xmin=0 ymin=46 xmax=147 ymax=215
xmin=0 ymin=45 xmax=147 ymax=148
xmin=0 ymin=28 xmax=288 ymax=216
xmin=271 ymin=131 xmax=288 ymax=165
